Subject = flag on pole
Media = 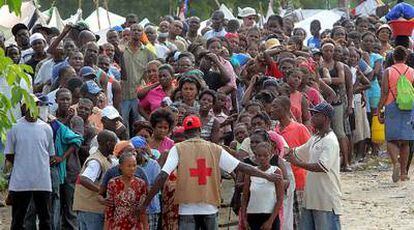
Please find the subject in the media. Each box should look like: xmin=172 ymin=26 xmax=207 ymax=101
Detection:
xmin=350 ymin=0 xmax=384 ymax=16
xmin=178 ymin=0 xmax=190 ymax=20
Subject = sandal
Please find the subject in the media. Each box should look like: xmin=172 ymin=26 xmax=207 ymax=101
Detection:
xmin=392 ymin=163 xmax=401 ymax=183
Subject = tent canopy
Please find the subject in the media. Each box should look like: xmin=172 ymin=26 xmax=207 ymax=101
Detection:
xmin=85 ymin=7 xmax=125 ymax=32
xmin=48 ymin=7 xmax=64 ymax=31
xmin=0 ymin=2 xmax=37 ymax=28
xmin=295 ymin=9 xmax=345 ymax=42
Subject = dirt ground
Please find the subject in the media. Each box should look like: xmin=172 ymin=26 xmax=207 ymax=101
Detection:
xmin=1 ymin=160 xmax=414 ymax=229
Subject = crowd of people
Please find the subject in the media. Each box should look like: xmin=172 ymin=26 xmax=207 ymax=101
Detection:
xmin=1 ymin=3 xmax=414 ymax=230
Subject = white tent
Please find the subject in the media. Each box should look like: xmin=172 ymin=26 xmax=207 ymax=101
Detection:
xmin=0 ymin=2 xmax=37 ymax=28
xmin=295 ymin=9 xmax=345 ymax=42
xmin=48 ymin=7 xmax=64 ymax=31
xmin=220 ymin=4 xmax=235 ymax=20
xmin=64 ymin=8 xmax=83 ymax=25
xmin=85 ymin=7 xmax=125 ymax=32
xmin=95 ymin=17 xmax=150 ymax=45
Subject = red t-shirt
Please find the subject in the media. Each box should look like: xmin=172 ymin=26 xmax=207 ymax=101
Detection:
xmin=265 ymin=60 xmax=284 ymax=79
xmin=275 ymin=120 xmax=311 ymax=190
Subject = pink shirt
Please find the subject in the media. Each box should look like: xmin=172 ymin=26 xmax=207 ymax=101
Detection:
xmin=216 ymin=57 xmax=237 ymax=89
xmin=139 ymin=85 xmax=167 ymax=113
xmin=386 ymin=63 xmax=414 ymax=105
xmin=305 ymin=87 xmax=323 ymax=107
xmin=158 ymin=137 xmax=175 ymax=154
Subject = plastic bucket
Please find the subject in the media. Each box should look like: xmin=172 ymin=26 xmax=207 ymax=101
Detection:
xmin=389 ymin=20 xmax=414 ymax=37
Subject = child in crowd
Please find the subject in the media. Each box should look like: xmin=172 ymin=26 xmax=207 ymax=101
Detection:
xmin=241 ymin=142 xmax=284 ymax=230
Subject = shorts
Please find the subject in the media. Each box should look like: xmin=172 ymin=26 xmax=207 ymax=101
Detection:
xmin=332 ymin=104 xmax=346 ymax=139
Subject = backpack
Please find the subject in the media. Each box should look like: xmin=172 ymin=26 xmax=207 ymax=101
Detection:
xmin=392 ymin=67 xmax=414 ymax=110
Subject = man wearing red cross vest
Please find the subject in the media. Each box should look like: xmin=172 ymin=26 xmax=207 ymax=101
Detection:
xmin=140 ymin=115 xmax=283 ymax=229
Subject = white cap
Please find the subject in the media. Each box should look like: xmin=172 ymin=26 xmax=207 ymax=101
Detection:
xmin=238 ymin=7 xmax=258 ymax=18
xmin=102 ymin=106 xmax=121 ymax=120
xmin=29 ymin=32 xmax=46 ymax=45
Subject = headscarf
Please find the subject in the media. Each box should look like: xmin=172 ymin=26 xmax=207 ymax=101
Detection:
xmin=113 ymin=141 xmax=134 ymax=157
xmin=130 ymin=136 xmax=147 ymax=149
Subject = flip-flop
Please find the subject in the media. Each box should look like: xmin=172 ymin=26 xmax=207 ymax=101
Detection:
xmin=392 ymin=163 xmax=401 ymax=183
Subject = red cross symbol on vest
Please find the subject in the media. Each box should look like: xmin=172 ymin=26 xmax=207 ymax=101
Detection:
xmin=189 ymin=158 xmax=212 ymax=185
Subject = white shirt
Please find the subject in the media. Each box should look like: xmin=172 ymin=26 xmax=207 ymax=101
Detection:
xmin=203 ymin=28 xmax=227 ymax=40
xmin=154 ymin=43 xmax=170 ymax=59
xmin=21 ymin=48 xmax=34 ymax=64
xmin=48 ymin=88 xmax=58 ymax=115
xmin=5 ymin=118 xmax=55 ymax=192
xmin=247 ymin=165 xmax=279 ymax=214
xmin=162 ymin=145 xmax=240 ymax=215
xmin=34 ymin=58 xmax=55 ymax=85
xmin=295 ymin=131 xmax=342 ymax=214
xmin=81 ymin=157 xmax=119 ymax=182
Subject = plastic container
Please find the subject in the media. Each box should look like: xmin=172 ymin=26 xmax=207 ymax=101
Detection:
xmin=371 ymin=115 xmax=385 ymax=143
xmin=389 ymin=20 xmax=414 ymax=37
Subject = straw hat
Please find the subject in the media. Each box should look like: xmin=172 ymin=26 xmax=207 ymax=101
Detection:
xmin=265 ymin=38 xmax=281 ymax=50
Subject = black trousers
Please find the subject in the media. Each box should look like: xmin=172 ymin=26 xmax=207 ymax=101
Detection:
xmin=247 ymin=213 xmax=280 ymax=230
xmin=10 ymin=191 xmax=51 ymax=230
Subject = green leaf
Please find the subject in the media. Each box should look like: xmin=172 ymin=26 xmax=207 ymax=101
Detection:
xmin=10 ymin=86 xmax=22 ymax=106
xmin=20 ymin=64 xmax=34 ymax=74
xmin=6 ymin=68 xmax=16 ymax=85
xmin=5 ymin=0 xmax=22 ymax=16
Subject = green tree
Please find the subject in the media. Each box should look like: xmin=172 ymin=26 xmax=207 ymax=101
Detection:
xmin=0 ymin=0 xmax=37 ymax=141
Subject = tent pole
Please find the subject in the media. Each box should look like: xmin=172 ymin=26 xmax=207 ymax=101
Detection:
xmin=104 ymin=0 xmax=111 ymax=28
xmin=78 ymin=0 xmax=82 ymax=10
xmin=94 ymin=0 xmax=101 ymax=30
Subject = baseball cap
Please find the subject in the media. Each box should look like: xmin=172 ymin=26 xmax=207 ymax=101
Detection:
xmin=102 ymin=106 xmax=121 ymax=120
xmin=12 ymin=23 xmax=29 ymax=36
xmin=309 ymin=102 xmax=335 ymax=119
xmin=29 ymin=33 xmax=47 ymax=45
xmin=265 ymin=38 xmax=281 ymax=50
xmin=183 ymin=115 xmax=202 ymax=131
xmin=31 ymin=24 xmax=53 ymax=35
xmin=34 ymin=93 xmax=52 ymax=106
xmin=73 ymin=21 xmax=90 ymax=31
xmin=80 ymin=66 xmax=97 ymax=79
xmin=311 ymin=48 xmax=322 ymax=56
xmin=112 ymin=25 xmax=124 ymax=32
xmin=84 ymin=80 xmax=102 ymax=95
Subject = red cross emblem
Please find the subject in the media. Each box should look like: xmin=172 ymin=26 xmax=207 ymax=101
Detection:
xmin=189 ymin=158 xmax=212 ymax=185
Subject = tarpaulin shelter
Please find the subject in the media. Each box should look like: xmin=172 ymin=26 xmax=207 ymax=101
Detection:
xmin=295 ymin=9 xmax=345 ymax=42
xmin=85 ymin=7 xmax=125 ymax=32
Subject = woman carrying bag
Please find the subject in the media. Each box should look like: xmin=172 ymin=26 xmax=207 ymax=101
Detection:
xmin=378 ymin=46 xmax=414 ymax=182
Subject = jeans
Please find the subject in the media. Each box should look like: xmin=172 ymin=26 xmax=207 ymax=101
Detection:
xmin=77 ymin=211 xmax=104 ymax=230
xmin=50 ymin=166 xmax=60 ymax=230
xmin=10 ymin=191 xmax=51 ymax=230
xmin=179 ymin=213 xmax=219 ymax=230
xmin=121 ymin=98 xmax=141 ymax=136
xmin=300 ymin=208 xmax=341 ymax=230
xmin=60 ymin=183 xmax=77 ymax=230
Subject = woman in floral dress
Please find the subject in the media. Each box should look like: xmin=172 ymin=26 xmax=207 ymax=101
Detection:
xmin=105 ymin=152 xmax=148 ymax=229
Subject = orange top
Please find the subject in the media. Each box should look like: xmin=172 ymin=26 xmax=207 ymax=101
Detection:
xmin=290 ymin=91 xmax=303 ymax=123
xmin=385 ymin=63 xmax=414 ymax=105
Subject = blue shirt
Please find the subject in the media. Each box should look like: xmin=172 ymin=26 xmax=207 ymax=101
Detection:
xmin=141 ymin=158 xmax=161 ymax=214
xmin=107 ymin=66 xmax=121 ymax=81
xmin=52 ymin=59 xmax=69 ymax=83
xmin=307 ymin=36 xmax=321 ymax=49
